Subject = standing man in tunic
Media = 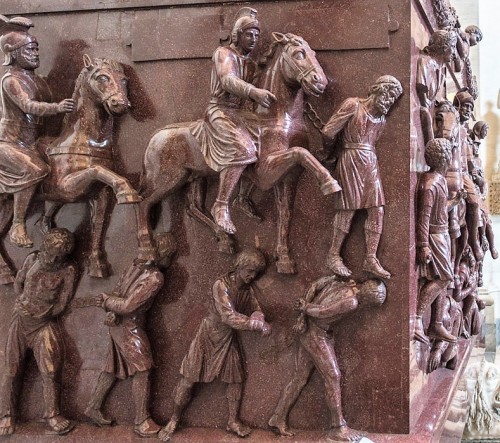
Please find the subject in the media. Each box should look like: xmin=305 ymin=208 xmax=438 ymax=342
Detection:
xmin=0 ymin=15 xmax=75 ymax=247
xmin=84 ymin=233 xmax=177 ymax=438
xmin=322 ymin=75 xmax=403 ymax=279
xmin=158 ymin=248 xmax=271 ymax=441
xmin=191 ymin=7 xmax=276 ymax=235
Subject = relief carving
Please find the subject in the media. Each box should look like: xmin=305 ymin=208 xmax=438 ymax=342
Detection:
xmin=322 ymin=76 xmax=403 ymax=280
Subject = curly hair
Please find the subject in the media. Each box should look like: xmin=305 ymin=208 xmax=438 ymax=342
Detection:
xmin=369 ymin=75 xmax=403 ymax=98
xmin=465 ymin=25 xmax=483 ymax=42
xmin=41 ymin=228 xmax=75 ymax=256
xmin=425 ymin=138 xmax=452 ymax=170
xmin=357 ymin=279 xmax=387 ymax=307
xmin=424 ymin=30 xmax=457 ymax=56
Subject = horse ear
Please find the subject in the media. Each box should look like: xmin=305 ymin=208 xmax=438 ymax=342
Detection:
xmin=272 ymin=32 xmax=288 ymax=44
xmin=83 ymin=54 xmax=93 ymax=69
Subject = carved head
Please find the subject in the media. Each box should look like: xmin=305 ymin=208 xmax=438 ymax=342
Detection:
xmin=356 ymin=279 xmax=386 ymax=308
xmin=426 ymin=29 xmax=457 ymax=64
xmin=472 ymin=120 xmax=489 ymax=142
xmin=433 ymin=99 xmax=460 ymax=142
xmin=234 ymin=248 xmax=266 ymax=284
xmin=39 ymin=228 xmax=75 ymax=269
xmin=0 ymin=15 xmax=37 ymax=66
xmin=465 ymin=25 xmax=483 ymax=46
xmin=369 ymin=75 xmax=402 ymax=116
xmin=81 ymin=54 xmax=131 ymax=116
xmin=231 ymin=7 xmax=260 ymax=53
xmin=424 ymin=138 xmax=451 ymax=171
xmin=453 ymin=89 xmax=475 ymax=123
xmin=268 ymin=32 xmax=327 ymax=97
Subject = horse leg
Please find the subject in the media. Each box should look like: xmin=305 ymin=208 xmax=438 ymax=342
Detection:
xmin=259 ymin=147 xmax=340 ymax=194
xmin=36 ymin=201 xmax=64 ymax=235
xmin=274 ymin=177 xmax=298 ymax=274
xmin=186 ymin=179 xmax=235 ymax=254
xmin=88 ymin=187 xmax=113 ymax=278
xmin=59 ymin=166 xmax=141 ymax=204
xmin=0 ymin=197 xmax=15 ymax=285
xmin=137 ymin=170 xmax=189 ymax=260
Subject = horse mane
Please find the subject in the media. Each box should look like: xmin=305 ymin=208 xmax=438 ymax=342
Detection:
xmin=256 ymin=33 xmax=304 ymax=80
xmin=61 ymin=58 xmax=124 ymax=127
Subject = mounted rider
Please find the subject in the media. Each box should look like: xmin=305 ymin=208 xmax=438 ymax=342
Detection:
xmin=0 ymin=15 xmax=75 ymax=248
xmin=191 ymin=7 xmax=276 ymax=234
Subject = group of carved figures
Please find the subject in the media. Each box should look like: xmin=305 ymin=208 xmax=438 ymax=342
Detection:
xmin=0 ymin=1 xmax=493 ymax=441
xmin=414 ymin=1 xmax=497 ymax=373
xmin=0 ymin=8 xmax=399 ymax=442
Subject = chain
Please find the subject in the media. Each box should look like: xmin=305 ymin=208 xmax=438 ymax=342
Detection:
xmin=304 ymin=101 xmax=326 ymax=131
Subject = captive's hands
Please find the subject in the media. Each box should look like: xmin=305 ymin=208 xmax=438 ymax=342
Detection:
xmin=293 ymin=298 xmax=308 ymax=314
xmin=58 ymin=98 xmax=76 ymax=113
xmin=417 ymin=246 xmax=432 ymax=265
xmin=250 ymin=87 xmax=277 ymax=108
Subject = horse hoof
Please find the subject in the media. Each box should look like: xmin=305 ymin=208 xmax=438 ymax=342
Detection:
xmin=88 ymin=259 xmax=110 ymax=278
xmin=116 ymin=191 xmax=142 ymax=204
xmin=320 ymin=179 xmax=341 ymax=195
xmin=276 ymin=258 xmax=297 ymax=274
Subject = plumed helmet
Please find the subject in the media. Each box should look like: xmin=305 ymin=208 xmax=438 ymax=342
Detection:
xmin=230 ymin=7 xmax=260 ymax=45
xmin=0 ymin=15 xmax=36 ymax=66
xmin=453 ymin=89 xmax=474 ymax=109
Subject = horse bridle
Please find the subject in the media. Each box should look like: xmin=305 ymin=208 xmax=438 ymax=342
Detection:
xmin=279 ymin=40 xmax=318 ymax=84
xmin=87 ymin=66 xmax=124 ymax=105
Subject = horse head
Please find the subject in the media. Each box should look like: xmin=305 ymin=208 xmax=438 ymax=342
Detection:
xmin=262 ymin=32 xmax=327 ymax=98
xmin=433 ymin=99 xmax=460 ymax=143
xmin=80 ymin=54 xmax=131 ymax=116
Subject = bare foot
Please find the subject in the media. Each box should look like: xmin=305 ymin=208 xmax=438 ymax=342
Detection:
xmin=491 ymin=247 xmax=499 ymax=260
xmin=9 ymin=222 xmax=33 ymax=248
xmin=211 ymin=201 xmax=236 ymax=234
xmin=0 ymin=416 xmax=15 ymax=435
xmin=226 ymin=419 xmax=251 ymax=437
xmin=326 ymin=255 xmax=352 ymax=277
xmin=268 ymin=414 xmax=294 ymax=437
xmin=363 ymin=256 xmax=391 ymax=279
xmin=158 ymin=419 xmax=178 ymax=441
xmin=46 ymin=415 xmax=74 ymax=435
xmin=84 ymin=406 xmax=112 ymax=426
xmin=233 ymin=196 xmax=262 ymax=221
xmin=327 ymin=424 xmax=365 ymax=442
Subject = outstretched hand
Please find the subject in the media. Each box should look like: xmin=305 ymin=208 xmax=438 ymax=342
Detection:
xmin=250 ymin=88 xmax=277 ymax=108
xmin=58 ymin=98 xmax=76 ymax=113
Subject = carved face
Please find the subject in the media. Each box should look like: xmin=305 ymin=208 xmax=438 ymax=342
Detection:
xmin=15 ymin=42 xmax=40 ymax=70
xmin=238 ymin=28 xmax=260 ymax=55
xmin=433 ymin=101 xmax=460 ymax=142
xmin=373 ymin=87 xmax=400 ymax=116
xmin=237 ymin=265 xmax=259 ymax=285
xmin=441 ymin=42 xmax=456 ymax=64
xmin=459 ymin=102 xmax=474 ymax=123
xmin=39 ymin=244 xmax=69 ymax=270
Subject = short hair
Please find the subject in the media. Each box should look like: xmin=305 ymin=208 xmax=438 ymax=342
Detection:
xmin=465 ymin=25 xmax=483 ymax=42
xmin=234 ymin=248 xmax=266 ymax=273
xmin=472 ymin=121 xmax=489 ymax=140
xmin=425 ymin=138 xmax=452 ymax=169
xmin=41 ymin=228 xmax=75 ymax=256
xmin=369 ymin=75 xmax=403 ymax=99
xmin=357 ymin=279 xmax=387 ymax=307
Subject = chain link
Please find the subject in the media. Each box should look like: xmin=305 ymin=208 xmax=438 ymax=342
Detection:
xmin=304 ymin=101 xmax=326 ymax=131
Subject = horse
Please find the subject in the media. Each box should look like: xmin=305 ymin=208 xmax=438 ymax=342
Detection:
xmin=0 ymin=55 xmax=140 ymax=284
xmin=137 ymin=32 xmax=339 ymax=274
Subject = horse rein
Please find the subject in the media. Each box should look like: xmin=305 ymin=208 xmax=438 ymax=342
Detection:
xmin=280 ymin=42 xmax=317 ymax=84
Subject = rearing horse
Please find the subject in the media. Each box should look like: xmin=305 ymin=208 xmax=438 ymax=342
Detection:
xmin=137 ymin=32 xmax=340 ymax=273
xmin=0 ymin=55 xmax=140 ymax=284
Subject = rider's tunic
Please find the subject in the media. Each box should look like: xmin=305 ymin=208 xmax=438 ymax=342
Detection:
xmin=0 ymin=68 xmax=56 ymax=193
xmin=191 ymin=45 xmax=259 ymax=172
